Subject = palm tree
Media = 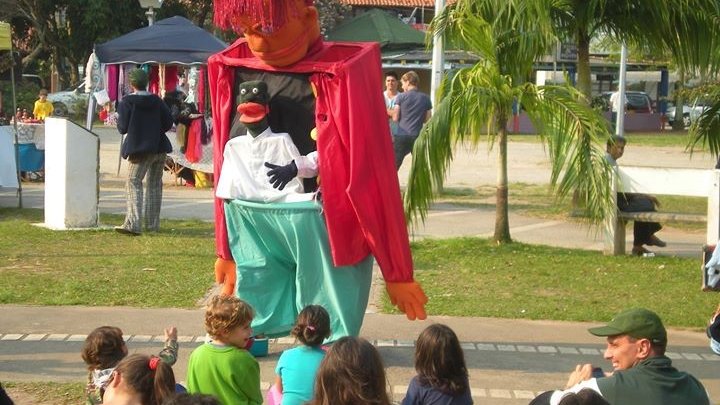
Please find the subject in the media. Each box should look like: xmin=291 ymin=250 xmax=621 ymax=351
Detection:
xmin=404 ymin=0 xmax=615 ymax=244
xmin=551 ymin=0 xmax=720 ymax=102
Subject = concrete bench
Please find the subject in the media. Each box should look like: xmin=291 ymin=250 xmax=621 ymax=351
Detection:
xmin=604 ymin=166 xmax=720 ymax=255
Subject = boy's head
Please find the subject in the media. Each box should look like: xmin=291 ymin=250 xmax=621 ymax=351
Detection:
xmin=38 ymin=89 xmax=48 ymax=98
xmin=128 ymin=68 xmax=149 ymax=90
xmin=205 ymin=295 xmax=254 ymax=346
xmin=81 ymin=326 xmax=128 ymax=370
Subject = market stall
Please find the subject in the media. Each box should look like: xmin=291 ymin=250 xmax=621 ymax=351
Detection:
xmin=93 ymin=16 xmax=226 ymax=182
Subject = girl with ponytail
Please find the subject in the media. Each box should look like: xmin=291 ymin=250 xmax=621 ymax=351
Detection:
xmin=272 ymin=305 xmax=331 ymax=405
xmin=101 ymin=353 xmax=176 ymax=405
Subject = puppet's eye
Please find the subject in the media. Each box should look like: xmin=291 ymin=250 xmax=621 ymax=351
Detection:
xmin=240 ymin=89 xmax=247 ymax=95
xmin=252 ymin=87 xmax=259 ymax=94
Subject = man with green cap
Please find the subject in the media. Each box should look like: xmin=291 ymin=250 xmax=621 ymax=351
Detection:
xmin=542 ymin=308 xmax=709 ymax=405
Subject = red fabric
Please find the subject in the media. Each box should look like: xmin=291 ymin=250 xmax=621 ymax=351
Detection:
xmin=107 ymin=64 xmax=119 ymax=101
xmin=149 ymin=66 xmax=159 ymax=94
xmin=185 ymin=119 xmax=202 ymax=163
xmin=164 ymin=65 xmax=178 ymax=93
xmin=207 ymin=40 xmax=413 ymax=282
xmin=197 ymin=67 xmax=206 ymax=113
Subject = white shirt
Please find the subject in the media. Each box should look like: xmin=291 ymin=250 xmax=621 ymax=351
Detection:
xmin=215 ymin=128 xmax=318 ymax=203
xmin=610 ymin=91 xmax=627 ymax=113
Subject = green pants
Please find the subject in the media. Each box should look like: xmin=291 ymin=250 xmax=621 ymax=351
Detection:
xmin=225 ymin=199 xmax=373 ymax=342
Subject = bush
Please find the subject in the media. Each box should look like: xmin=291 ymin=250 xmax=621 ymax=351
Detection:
xmin=0 ymin=80 xmax=41 ymax=120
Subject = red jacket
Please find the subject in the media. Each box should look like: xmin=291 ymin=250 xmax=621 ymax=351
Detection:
xmin=208 ymin=39 xmax=414 ymax=282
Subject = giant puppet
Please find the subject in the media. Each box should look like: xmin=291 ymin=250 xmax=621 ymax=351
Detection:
xmin=209 ymin=0 xmax=427 ymax=341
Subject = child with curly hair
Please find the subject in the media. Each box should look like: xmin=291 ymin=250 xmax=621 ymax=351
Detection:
xmin=186 ymin=295 xmax=261 ymax=405
xmin=402 ymin=324 xmax=472 ymax=404
xmin=81 ymin=325 xmax=178 ymax=405
xmin=272 ymin=305 xmax=331 ymax=405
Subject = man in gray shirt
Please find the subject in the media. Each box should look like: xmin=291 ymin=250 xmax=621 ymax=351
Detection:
xmin=391 ymin=70 xmax=432 ymax=170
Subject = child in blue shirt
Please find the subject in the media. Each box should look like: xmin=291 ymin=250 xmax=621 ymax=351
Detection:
xmin=273 ymin=305 xmax=331 ymax=405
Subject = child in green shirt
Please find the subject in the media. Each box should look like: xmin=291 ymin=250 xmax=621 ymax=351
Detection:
xmin=186 ymin=295 xmax=262 ymax=405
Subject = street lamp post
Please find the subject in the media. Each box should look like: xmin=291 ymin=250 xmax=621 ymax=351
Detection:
xmin=138 ymin=0 xmax=164 ymax=26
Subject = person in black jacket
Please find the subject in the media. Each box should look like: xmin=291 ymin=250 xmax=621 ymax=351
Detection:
xmin=115 ymin=68 xmax=174 ymax=236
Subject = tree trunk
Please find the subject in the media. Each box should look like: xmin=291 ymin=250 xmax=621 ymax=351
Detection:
xmin=494 ymin=118 xmax=511 ymax=243
xmin=672 ymin=69 xmax=686 ymax=131
xmin=576 ymin=30 xmax=592 ymax=103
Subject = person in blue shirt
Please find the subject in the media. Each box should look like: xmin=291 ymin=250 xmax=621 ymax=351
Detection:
xmin=273 ymin=305 xmax=331 ymax=405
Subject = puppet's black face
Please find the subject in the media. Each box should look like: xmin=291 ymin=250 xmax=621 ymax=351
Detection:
xmin=236 ymin=80 xmax=270 ymax=136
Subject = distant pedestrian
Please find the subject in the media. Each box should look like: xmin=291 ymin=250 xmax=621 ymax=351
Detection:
xmin=307 ymin=336 xmax=391 ymax=405
xmin=384 ymin=71 xmax=400 ymax=137
xmin=33 ymin=89 xmax=53 ymax=121
xmin=391 ymin=71 xmax=432 ymax=170
xmin=402 ymin=324 xmax=473 ymax=405
xmin=605 ymin=135 xmax=665 ymax=256
xmin=81 ymin=325 xmax=178 ymax=405
xmin=116 ymin=68 xmax=174 ymax=236
xmin=273 ymin=305 xmax=331 ymax=405
xmin=101 ymin=353 xmax=176 ymax=405
xmin=186 ymin=295 xmax=262 ymax=405
xmin=609 ymin=87 xmax=626 ymax=131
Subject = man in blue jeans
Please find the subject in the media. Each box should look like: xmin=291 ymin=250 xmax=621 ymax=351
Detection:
xmin=391 ymin=70 xmax=432 ymax=170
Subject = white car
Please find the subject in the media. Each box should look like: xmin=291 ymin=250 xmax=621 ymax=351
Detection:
xmin=46 ymin=82 xmax=90 ymax=117
xmin=666 ymin=100 xmax=708 ymax=127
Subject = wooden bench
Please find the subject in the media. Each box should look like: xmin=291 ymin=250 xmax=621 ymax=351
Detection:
xmin=604 ymin=166 xmax=720 ymax=255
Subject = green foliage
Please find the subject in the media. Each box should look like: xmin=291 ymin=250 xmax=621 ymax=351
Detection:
xmin=316 ymin=0 xmax=351 ymax=36
xmin=0 ymin=80 xmax=41 ymax=118
xmin=384 ymin=238 xmax=716 ymax=329
xmin=408 ymin=0 xmax=614 ymax=243
xmin=0 ymin=209 xmax=214 ymax=307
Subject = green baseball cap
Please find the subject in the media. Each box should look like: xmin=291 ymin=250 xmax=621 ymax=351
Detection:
xmin=588 ymin=308 xmax=667 ymax=344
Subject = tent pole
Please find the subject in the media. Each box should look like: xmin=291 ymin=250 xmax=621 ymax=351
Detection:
xmin=9 ymin=49 xmax=22 ymax=208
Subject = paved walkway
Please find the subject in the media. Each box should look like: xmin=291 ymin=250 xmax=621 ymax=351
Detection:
xmin=1 ymin=127 xmax=718 ymax=404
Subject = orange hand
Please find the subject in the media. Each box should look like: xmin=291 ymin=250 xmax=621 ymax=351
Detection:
xmin=214 ymin=257 xmax=237 ymax=296
xmin=385 ymin=281 xmax=428 ymax=320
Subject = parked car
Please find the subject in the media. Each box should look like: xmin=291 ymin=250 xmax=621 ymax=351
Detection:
xmin=600 ymin=91 xmax=654 ymax=113
xmin=21 ymin=74 xmax=45 ymax=89
xmin=47 ymin=81 xmax=90 ymax=117
xmin=666 ymin=100 xmax=709 ymax=127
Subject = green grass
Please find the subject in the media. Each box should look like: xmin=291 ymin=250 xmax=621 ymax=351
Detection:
xmin=0 ymin=208 xmax=215 ymax=307
xmin=2 ymin=206 xmax=713 ymax=331
xmin=383 ymin=238 xmax=715 ymax=330
xmin=434 ymin=183 xmax=708 ymax=230
xmin=4 ymin=382 xmax=85 ymax=405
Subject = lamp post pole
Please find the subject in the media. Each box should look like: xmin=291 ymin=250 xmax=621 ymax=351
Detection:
xmin=139 ymin=0 xmax=163 ymax=26
xmin=146 ymin=7 xmax=156 ymax=25
xmin=430 ymin=0 xmax=445 ymax=109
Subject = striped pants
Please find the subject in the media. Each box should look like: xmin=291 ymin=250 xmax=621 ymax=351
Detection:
xmin=122 ymin=153 xmax=166 ymax=233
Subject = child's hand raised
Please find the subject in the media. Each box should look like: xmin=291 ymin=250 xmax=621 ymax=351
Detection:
xmin=165 ymin=326 xmax=178 ymax=341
